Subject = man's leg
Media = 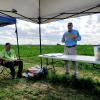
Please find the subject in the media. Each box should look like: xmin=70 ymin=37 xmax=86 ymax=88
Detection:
xmin=14 ymin=60 xmax=23 ymax=78
xmin=69 ymin=47 xmax=78 ymax=78
xmin=64 ymin=46 xmax=70 ymax=74
xmin=65 ymin=61 xmax=70 ymax=74
xmin=72 ymin=61 xmax=78 ymax=78
xmin=3 ymin=61 xmax=15 ymax=79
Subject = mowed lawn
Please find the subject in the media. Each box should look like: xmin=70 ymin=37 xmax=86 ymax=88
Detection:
xmin=0 ymin=45 xmax=100 ymax=100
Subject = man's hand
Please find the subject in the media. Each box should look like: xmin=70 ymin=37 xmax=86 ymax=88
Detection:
xmin=72 ymin=35 xmax=77 ymax=40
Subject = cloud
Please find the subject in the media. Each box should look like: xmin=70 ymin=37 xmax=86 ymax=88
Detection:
xmin=0 ymin=13 xmax=100 ymax=45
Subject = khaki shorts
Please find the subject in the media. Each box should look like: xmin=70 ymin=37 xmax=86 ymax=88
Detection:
xmin=64 ymin=46 xmax=77 ymax=55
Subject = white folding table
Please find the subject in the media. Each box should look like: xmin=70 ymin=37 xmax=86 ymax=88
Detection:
xmin=38 ymin=53 xmax=100 ymax=71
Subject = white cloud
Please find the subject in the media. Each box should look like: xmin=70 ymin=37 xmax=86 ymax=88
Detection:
xmin=0 ymin=13 xmax=100 ymax=45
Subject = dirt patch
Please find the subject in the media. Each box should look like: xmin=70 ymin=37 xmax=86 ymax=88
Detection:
xmin=31 ymin=82 xmax=52 ymax=90
xmin=15 ymin=83 xmax=27 ymax=90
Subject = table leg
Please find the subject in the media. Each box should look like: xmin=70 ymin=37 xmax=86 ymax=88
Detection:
xmin=93 ymin=63 xmax=95 ymax=67
xmin=52 ymin=59 xmax=55 ymax=71
xmin=46 ymin=58 xmax=48 ymax=68
xmin=40 ymin=58 xmax=42 ymax=68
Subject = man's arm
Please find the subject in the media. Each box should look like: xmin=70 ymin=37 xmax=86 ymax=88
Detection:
xmin=0 ymin=50 xmax=4 ymax=59
xmin=72 ymin=30 xmax=81 ymax=41
xmin=61 ymin=34 xmax=65 ymax=43
xmin=76 ymin=31 xmax=81 ymax=41
xmin=0 ymin=50 xmax=7 ymax=62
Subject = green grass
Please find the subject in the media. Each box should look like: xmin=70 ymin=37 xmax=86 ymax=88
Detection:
xmin=0 ymin=45 xmax=100 ymax=100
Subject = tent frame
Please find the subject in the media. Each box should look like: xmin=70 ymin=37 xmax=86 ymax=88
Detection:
xmin=15 ymin=23 xmax=20 ymax=59
xmin=0 ymin=3 xmax=100 ymax=67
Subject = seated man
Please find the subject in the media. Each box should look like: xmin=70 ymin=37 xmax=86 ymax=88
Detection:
xmin=0 ymin=43 xmax=23 ymax=79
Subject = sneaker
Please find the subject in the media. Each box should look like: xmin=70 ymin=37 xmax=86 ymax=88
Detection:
xmin=65 ymin=72 xmax=70 ymax=78
xmin=72 ymin=74 xmax=78 ymax=79
xmin=65 ymin=72 xmax=69 ymax=75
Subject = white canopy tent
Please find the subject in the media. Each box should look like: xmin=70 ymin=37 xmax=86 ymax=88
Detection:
xmin=0 ymin=0 xmax=99 ymax=23
xmin=0 ymin=0 xmax=100 ymax=66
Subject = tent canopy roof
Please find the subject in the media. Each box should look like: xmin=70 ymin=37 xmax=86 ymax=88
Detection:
xmin=0 ymin=0 xmax=100 ymax=23
xmin=0 ymin=15 xmax=16 ymax=27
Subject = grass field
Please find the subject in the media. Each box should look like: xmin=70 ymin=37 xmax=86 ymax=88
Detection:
xmin=0 ymin=45 xmax=100 ymax=100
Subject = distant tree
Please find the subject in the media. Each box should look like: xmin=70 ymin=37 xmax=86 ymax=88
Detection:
xmin=57 ymin=43 xmax=61 ymax=45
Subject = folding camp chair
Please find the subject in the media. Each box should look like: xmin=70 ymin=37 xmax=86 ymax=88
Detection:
xmin=0 ymin=59 xmax=22 ymax=79
xmin=0 ymin=63 xmax=11 ymax=79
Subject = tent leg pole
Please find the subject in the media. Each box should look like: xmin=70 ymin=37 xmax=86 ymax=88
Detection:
xmin=38 ymin=0 xmax=42 ymax=68
xmin=15 ymin=23 xmax=20 ymax=60
xmin=38 ymin=17 xmax=42 ymax=68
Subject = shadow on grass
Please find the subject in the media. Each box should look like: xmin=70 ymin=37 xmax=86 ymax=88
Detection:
xmin=0 ymin=78 xmax=21 ymax=89
xmin=48 ymin=74 xmax=100 ymax=95
xmin=0 ymin=71 xmax=100 ymax=99
xmin=26 ymin=71 xmax=100 ymax=97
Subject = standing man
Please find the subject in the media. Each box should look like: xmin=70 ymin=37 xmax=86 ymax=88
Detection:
xmin=62 ymin=22 xmax=81 ymax=78
xmin=0 ymin=43 xmax=23 ymax=79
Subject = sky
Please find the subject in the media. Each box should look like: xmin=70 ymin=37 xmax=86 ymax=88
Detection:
xmin=0 ymin=13 xmax=100 ymax=45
